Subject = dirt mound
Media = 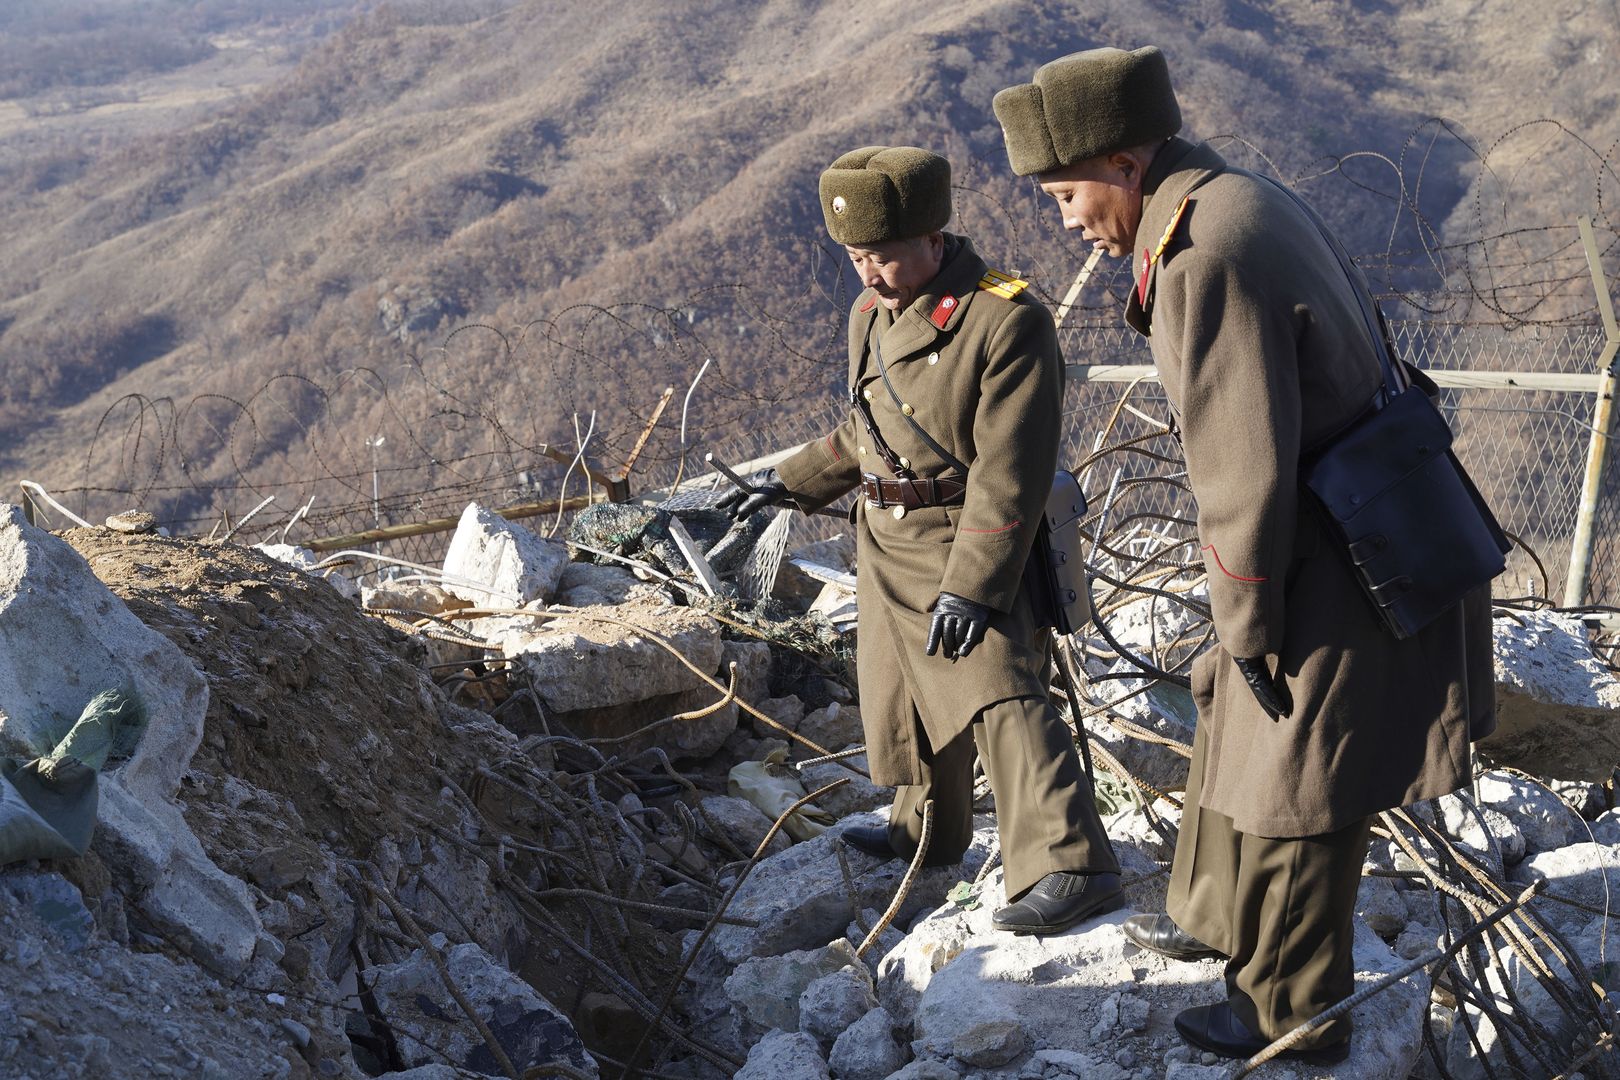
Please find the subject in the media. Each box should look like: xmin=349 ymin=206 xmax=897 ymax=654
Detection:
xmin=64 ymin=530 xmax=508 ymax=853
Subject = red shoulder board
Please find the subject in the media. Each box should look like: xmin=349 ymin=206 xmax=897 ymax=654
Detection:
xmin=929 ymin=294 xmax=957 ymax=329
xmin=858 ymin=295 xmax=877 ymax=313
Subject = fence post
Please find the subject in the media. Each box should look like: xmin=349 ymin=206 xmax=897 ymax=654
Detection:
xmin=1564 ymin=216 xmax=1620 ymax=607
xmin=18 ymin=484 xmax=35 ymax=526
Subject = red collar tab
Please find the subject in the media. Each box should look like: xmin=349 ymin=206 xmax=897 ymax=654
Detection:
xmin=1136 ymin=250 xmax=1152 ymax=306
xmin=929 ymin=294 xmax=958 ymax=329
xmin=858 ymin=294 xmax=877 ymax=313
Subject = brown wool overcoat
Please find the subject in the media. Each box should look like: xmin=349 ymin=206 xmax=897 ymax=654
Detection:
xmin=1126 ymin=137 xmax=1497 ymax=838
xmin=775 ymin=236 xmax=1062 ymax=786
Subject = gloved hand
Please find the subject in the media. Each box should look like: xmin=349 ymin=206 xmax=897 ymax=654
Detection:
xmin=1233 ymin=655 xmax=1293 ymax=720
xmin=717 ymin=468 xmax=789 ymax=520
xmin=925 ymin=592 xmax=991 ymax=660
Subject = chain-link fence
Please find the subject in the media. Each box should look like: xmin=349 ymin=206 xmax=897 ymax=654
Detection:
xmin=1044 ymin=320 xmax=1618 ymax=604
xmin=20 ymin=315 xmax=1616 ymax=603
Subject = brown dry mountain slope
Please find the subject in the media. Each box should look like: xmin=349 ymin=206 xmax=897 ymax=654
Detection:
xmin=0 ymin=0 xmax=1616 ymax=529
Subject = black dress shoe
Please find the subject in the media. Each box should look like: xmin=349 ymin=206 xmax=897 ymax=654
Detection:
xmin=1120 ymin=912 xmax=1225 ymax=961
xmin=1174 ymin=1003 xmax=1350 ymax=1065
xmin=839 ymin=825 xmax=960 ymax=867
xmin=991 ymin=871 xmax=1122 ymax=935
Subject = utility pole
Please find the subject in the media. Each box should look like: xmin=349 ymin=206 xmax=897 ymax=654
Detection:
xmin=1565 ymin=218 xmax=1620 ymax=607
xmin=366 ymin=435 xmax=386 ymax=533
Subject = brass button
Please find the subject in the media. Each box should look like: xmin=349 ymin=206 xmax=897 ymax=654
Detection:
xmin=901 ymin=403 xmax=915 ymax=416
xmin=898 ymin=456 xmax=911 ymax=469
xmin=927 ymin=352 xmax=940 ymax=365
xmin=891 ymin=505 xmax=907 ymax=520
xmin=863 ymin=388 xmax=874 ymax=401
xmin=858 ymin=446 xmax=868 ymax=456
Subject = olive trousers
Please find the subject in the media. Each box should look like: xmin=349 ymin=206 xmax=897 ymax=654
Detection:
xmin=1168 ymin=721 xmax=1372 ymax=1048
xmin=886 ymin=693 xmax=1118 ymax=901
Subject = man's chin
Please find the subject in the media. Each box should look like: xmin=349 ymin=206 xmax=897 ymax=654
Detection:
xmin=877 ymin=296 xmax=903 ymax=310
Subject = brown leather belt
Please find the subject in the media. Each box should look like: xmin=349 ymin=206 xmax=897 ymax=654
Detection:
xmin=860 ymin=473 xmax=967 ymax=510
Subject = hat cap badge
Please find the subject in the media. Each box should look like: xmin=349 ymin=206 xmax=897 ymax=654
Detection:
xmin=832 ymin=195 xmax=847 ymax=214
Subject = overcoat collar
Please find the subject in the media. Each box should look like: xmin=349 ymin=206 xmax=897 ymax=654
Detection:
xmin=850 ymin=234 xmax=988 ymax=371
xmin=1124 ymin=137 xmax=1228 ymax=334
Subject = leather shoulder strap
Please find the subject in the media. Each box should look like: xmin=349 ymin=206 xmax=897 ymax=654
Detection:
xmin=870 ymin=330 xmax=970 ymax=478
xmin=1263 ymin=177 xmax=1407 ymax=399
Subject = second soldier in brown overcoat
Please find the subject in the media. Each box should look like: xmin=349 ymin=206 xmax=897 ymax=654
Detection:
xmin=723 ymin=146 xmax=1120 ymax=933
xmin=994 ymin=47 xmax=1495 ymax=1061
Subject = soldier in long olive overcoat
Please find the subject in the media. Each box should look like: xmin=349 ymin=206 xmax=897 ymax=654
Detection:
xmin=994 ymin=47 xmax=1495 ymax=1061
xmin=724 ymin=146 xmax=1119 ymax=934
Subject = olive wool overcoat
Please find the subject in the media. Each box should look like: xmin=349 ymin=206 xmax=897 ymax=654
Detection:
xmin=1127 ymin=137 xmax=1497 ymax=838
xmin=775 ymin=236 xmax=1062 ymax=786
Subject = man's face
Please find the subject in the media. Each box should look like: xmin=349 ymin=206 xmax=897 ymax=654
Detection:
xmin=1038 ymin=152 xmax=1147 ymax=258
xmin=844 ymin=233 xmax=945 ymax=312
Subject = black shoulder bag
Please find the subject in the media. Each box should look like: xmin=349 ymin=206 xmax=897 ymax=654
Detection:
xmin=1275 ymin=181 xmax=1508 ymax=638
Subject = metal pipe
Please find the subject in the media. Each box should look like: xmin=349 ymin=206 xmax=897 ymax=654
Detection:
xmin=1563 ymin=216 xmax=1620 ymax=607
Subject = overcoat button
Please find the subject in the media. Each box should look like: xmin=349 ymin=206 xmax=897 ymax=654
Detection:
xmin=927 ymin=352 xmax=939 ymax=365
xmin=863 ymin=388 xmax=873 ymax=401
xmin=898 ymin=456 xmax=911 ymax=469
xmin=901 ymin=403 xmax=915 ymax=416
xmin=858 ymin=446 xmax=868 ymax=456
xmin=891 ymin=505 xmax=907 ymax=520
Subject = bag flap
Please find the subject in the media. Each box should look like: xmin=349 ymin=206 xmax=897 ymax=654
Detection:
xmin=1303 ymin=389 xmax=1455 ymax=522
xmin=1045 ymin=470 xmax=1087 ymax=530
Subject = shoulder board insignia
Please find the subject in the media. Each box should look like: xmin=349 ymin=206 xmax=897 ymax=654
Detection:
xmin=929 ymin=294 xmax=958 ymax=329
xmin=858 ymin=294 xmax=877 ymax=313
xmin=1153 ymin=196 xmax=1192 ymax=262
xmin=1138 ymin=195 xmax=1193 ymax=305
xmin=978 ymin=268 xmax=1029 ymax=300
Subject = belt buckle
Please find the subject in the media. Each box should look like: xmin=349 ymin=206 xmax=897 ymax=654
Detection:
xmin=862 ymin=472 xmax=886 ymax=509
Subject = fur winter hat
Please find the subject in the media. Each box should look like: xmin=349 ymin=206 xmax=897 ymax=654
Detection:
xmin=993 ymin=46 xmax=1182 ymax=176
xmin=819 ymin=146 xmax=952 ymax=246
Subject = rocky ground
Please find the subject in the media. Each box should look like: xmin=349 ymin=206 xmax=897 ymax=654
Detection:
xmin=2 ymin=498 xmax=1618 ymax=1079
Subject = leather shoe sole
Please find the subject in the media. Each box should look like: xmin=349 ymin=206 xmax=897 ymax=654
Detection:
xmin=1174 ymin=1003 xmax=1349 ymax=1065
xmin=992 ymin=871 xmax=1123 ymax=935
xmin=1121 ymin=912 xmax=1225 ymax=961
xmin=839 ymin=824 xmax=961 ymax=868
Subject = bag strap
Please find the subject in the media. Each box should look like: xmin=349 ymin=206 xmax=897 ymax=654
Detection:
xmin=1263 ymin=177 xmax=1409 ymax=401
xmin=870 ymin=328 xmax=971 ymax=477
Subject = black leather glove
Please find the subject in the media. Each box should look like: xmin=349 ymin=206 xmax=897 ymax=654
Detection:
xmin=1233 ymin=655 xmax=1293 ymax=720
xmin=925 ymin=592 xmax=991 ymax=660
xmin=717 ymin=468 xmax=788 ymax=520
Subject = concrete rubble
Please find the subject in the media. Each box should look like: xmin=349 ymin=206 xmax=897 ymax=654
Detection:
xmin=3 ymin=500 xmax=1618 ymax=1079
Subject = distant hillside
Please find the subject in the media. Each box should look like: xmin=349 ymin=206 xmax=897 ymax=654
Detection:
xmin=1 ymin=0 xmax=1616 ymax=529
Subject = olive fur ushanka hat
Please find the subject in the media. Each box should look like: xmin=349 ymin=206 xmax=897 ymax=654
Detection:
xmin=993 ymin=46 xmax=1182 ymax=177
xmin=819 ymin=146 xmax=952 ymax=246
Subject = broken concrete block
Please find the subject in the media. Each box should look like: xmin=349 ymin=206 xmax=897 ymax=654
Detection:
xmin=798 ymin=964 xmax=878 ymax=1047
xmin=735 ymin=1029 xmax=829 ymax=1080
xmin=442 ymin=502 xmax=569 ymax=607
xmin=0 ymin=506 xmax=260 ymax=974
xmin=723 ymin=941 xmax=857 ymax=1035
xmin=365 ymin=939 xmax=597 ymax=1077
xmin=1475 ymin=770 xmax=1578 ymax=856
xmin=700 ymin=812 xmax=990 ymax=967
xmin=659 ymin=639 xmax=771 ymax=758
xmin=505 ymin=599 xmax=722 ymax=714
xmin=828 ymin=1006 xmax=907 ymax=1080
xmin=361 ymin=579 xmax=467 ymax=616
xmin=554 ymin=561 xmax=642 ymax=607
xmin=797 ymin=703 xmax=863 ymax=755
xmin=1485 ymin=611 xmax=1620 ymax=782
xmin=700 ymin=795 xmax=790 ymax=858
